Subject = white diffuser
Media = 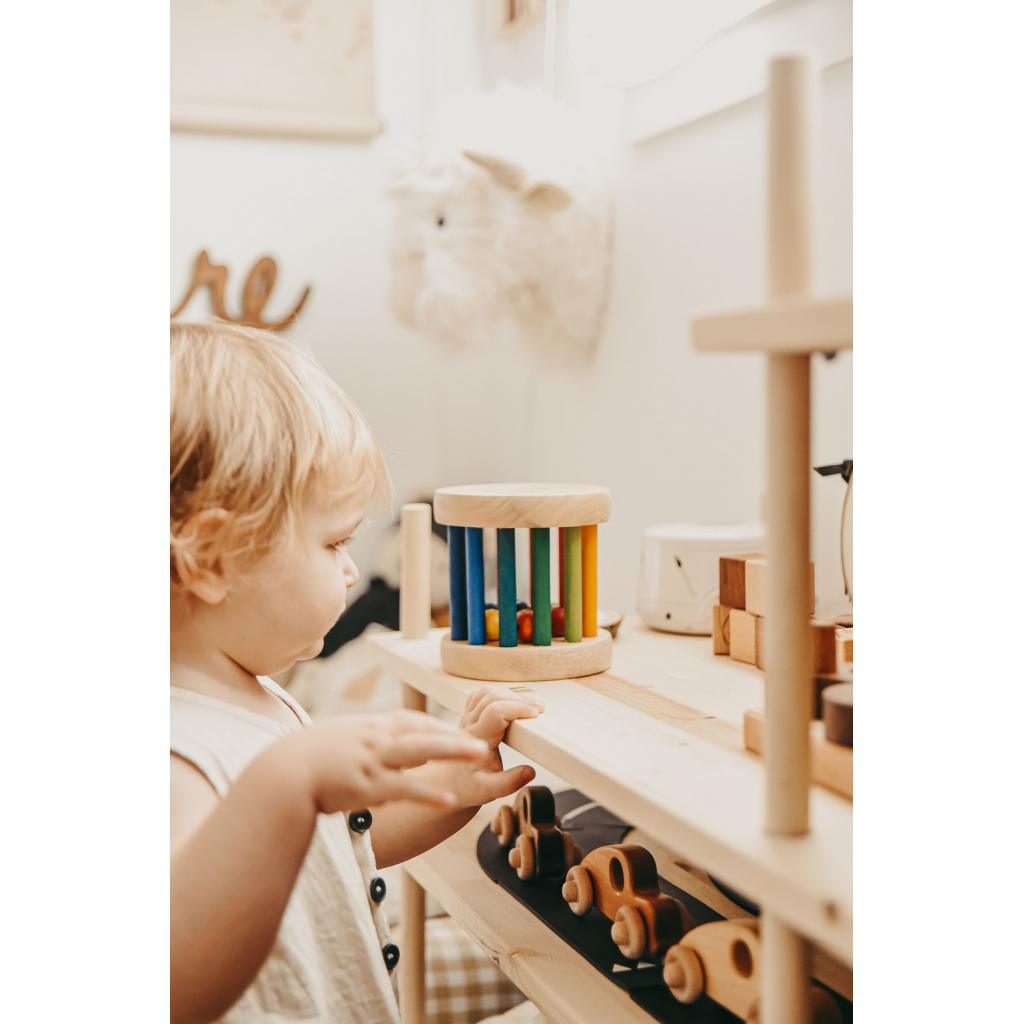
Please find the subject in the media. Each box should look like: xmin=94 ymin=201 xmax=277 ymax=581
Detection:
xmin=638 ymin=523 xmax=766 ymax=635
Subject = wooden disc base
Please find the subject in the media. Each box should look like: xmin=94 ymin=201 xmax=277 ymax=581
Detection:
xmin=441 ymin=630 xmax=612 ymax=682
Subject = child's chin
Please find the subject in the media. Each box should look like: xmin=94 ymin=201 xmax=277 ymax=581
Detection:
xmin=295 ymin=637 xmax=325 ymax=662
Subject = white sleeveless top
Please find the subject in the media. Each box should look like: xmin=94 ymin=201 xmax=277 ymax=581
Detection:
xmin=171 ymin=678 xmax=402 ymax=1024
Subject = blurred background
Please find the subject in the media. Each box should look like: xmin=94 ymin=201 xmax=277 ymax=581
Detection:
xmin=170 ymin=0 xmax=851 ymax=628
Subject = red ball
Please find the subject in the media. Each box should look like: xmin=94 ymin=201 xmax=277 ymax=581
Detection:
xmin=517 ymin=608 xmax=534 ymax=643
xmin=550 ymin=605 xmax=565 ymax=638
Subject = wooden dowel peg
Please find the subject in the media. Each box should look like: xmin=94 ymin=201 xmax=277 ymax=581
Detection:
xmin=466 ymin=527 xmax=486 ymax=645
xmin=764 ymin=54 xmax=814 ymax=838
xmin=447 ymin=525 xmax=467 ymax=641
xmin=582 ymin=524 xmax=598 ymax=638
xmin=558 ymin=527 xmax=566 ymax=606
xmin=531 ymin=528 xmax=552 ymax=646
xmin=563 ymin=526 xmax=582 ymax=642
xmin=761 ymin=911 xmax=812 ymax=1024
xmin=497 ymin=528 xmax=518 ymax=648
xmin=400 ymin=503 xmax=432 ymax=640
xmin=400 ymin=684 xmax=427 ymax=1023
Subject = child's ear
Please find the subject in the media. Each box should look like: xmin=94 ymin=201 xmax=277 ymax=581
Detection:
xmin=174 ymin=508 xmax=231 ymax=605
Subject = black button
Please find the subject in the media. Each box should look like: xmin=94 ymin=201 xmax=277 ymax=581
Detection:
xmin=370 ymin=876 xmax=387 ymax=903
xmin=382 ymin=943 xmax=400 ymax=971
xmin=348 ymin=810 xmax=372 ymax=833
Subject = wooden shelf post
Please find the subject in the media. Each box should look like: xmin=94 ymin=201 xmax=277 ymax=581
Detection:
xmin=399 ymin=503 xmax=431 ymax=1023
xmin=762 ymin=55 xmax=815 ymax=1024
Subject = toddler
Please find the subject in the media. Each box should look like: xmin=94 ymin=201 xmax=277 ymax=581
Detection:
xmin=170 ymin=322 xmax=541 ymax=1023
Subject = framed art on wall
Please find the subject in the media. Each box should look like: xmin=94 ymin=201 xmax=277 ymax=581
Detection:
xmin=171 ymin=0 xmax=379 ymax=140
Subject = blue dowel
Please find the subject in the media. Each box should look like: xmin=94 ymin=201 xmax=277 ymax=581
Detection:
xmin=448 ymin=525 xmax=467 ymax=641
xmin=497 ymin=528 xmax=518 ymax=647
xmin=466 ymin=527 xmax=486 ymax=645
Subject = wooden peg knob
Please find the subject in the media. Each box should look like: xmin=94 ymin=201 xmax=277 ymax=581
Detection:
xmin=823 ymin=683 xmax=853 ymax=747
xmin=509 ymin=847 xmax=521 ymax=869
xmin=562 ymin=879 xmax=578 ymax=903
xmin=610 ymin=921 xmax=626 ymax=944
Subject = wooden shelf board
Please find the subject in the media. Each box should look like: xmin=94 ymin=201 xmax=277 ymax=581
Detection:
xmin=368 ymin=619 xmax=852 ymax=963
xmin=404 ymin=805 xmax=655 ymax=1024
xmin=691 ymin=296 xmax=852 ymax=354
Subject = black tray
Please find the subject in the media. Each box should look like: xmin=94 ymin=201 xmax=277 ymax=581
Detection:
xmin=476 ymin=788 xmax=851 ymax=1023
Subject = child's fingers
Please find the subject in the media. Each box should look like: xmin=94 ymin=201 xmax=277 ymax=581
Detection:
xmin=377 ymin=770 xmax=458 ymax=809
xmin=473 ymin=699 xmax=544 ymax=738
xmin=462 ymin=687 xmax=493 ymax=716
xmin=389 ymin=709 xmax=465 ymax=735
xmin=473 ymin=764 xmax=537 ymax=803
xmin=379 ymin=733 xmax=488 ymax=770
xmin=463 ymin=691 xmax=545 ymax=728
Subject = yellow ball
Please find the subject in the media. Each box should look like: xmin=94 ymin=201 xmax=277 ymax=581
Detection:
xmin=485 ymin=607 xmax=500 ymax=642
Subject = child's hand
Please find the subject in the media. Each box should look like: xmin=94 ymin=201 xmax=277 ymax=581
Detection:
xmin=446 ymin=687 xmax=545 ymax=808
xmin=287 ymin=710 xmax=490 ymax=815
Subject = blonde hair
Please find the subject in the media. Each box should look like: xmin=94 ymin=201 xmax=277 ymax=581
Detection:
xmin=170 ymin=321 xmax=391 ymax=591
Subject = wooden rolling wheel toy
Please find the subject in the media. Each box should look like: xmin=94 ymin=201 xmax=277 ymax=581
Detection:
xmin=491 ymin=786 xmax=581 ymax=882
xmin=490 ymin=804 xmax=517 ymax=847
xmin=559 ymin=844 xmax=691 ymax=960
xmin=662 ymin=920 xmax=840 ymax=1023
xmin=435 ymin=484 xmax=612 ymax=682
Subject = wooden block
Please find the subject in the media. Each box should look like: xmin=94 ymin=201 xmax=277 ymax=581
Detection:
xmin=810 ymin=620 xmax=837 ymax=675
xmin=835 ymin=626 xmax=853 ymax=665
xmin=813 ymin=672 xmax=851 ymax=719
xmin=748 ymin=620 xmax=840 ymax=674
xmin=823 ymin=683 xmax=853 ymax=748
xmin=718 ymin=553 xmax=763 ymax=610
xmin=711 ymin=605 xmax=731 ymax=655
xmin=728 ymin=610 xmax=762 ymax=667
xmin=743 ymin=709 xmax=851 ymax=800
xmin=744 ymin=557 xmax=815 ymax=618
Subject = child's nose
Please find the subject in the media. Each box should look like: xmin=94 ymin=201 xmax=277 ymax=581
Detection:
xmin=344 ymin=554 xmax=360 ymax=587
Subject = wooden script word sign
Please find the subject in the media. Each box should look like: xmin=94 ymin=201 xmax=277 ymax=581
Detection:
xmin=171 ymin=250 xmax=311 ymax=330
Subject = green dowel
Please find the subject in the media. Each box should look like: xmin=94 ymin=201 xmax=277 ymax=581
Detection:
xmin=497 ymin=528 xmax=518 ymax=647
xmin=531 ymin=528 xmax=552 ymax=646
xmin=563 ymin=526 xmax=582 ymax=642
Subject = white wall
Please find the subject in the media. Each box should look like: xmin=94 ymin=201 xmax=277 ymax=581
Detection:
xmin=171 ymin=0 xmax=851 ymax=617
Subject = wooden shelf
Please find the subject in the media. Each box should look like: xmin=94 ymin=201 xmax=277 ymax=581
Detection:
xmin=368 ymin=619 xmax=852 ymax=964
xmin=404 ymin=804 xmax=656 ymax=1024
xmin=691 ymin=296 xmax=852 ymax=355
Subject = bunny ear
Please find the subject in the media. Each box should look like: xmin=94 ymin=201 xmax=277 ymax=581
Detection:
xmin=522 ymin=181 xmax=572 ymax=212
xmin=462 ymin=149 xmax=527 ymax=190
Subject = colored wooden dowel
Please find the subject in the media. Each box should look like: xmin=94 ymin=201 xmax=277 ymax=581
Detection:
xmin=559 ymin=527 xmax=566 ymax=606
xmin=531 ymin=528 xmax=552 ymax=646
xmin=497 ymin=528 xmax=518 ymax=648
xmin=466 ymin=527 xmax=486 ymax=645
xmin=447 ymin=525 xmax=467 ymax=641
xmin=564 ymin=526 xmax=582 ymax=642
xmin=582 ymin=524 xmax=598 ymax=638
xmin=528 ymin=528 xmax=535 ymax=613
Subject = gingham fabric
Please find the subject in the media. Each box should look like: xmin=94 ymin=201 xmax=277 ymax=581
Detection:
xmin=423 ymin=916 xmax=525 ymax=1024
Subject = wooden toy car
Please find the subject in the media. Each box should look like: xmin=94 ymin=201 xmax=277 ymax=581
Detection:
xmin=561 ymin=844 xmax=691 ymax=959
xmin=490 ymin=786 xmax=580 ymax=881
xmin=662 ymin=919 xmax=840 ymax=1023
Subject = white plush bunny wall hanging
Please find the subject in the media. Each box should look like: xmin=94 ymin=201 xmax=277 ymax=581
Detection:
xmin=387 ymin=86 xmax=614 ymax=364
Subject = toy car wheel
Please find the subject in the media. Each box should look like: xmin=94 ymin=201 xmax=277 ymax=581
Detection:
xmin=611 ymin=905 xmax=647 ymax=960
xmin=508 ymin=833 xmax=536 ymax=880
xmin=562 ymin=865 xmax=593 ymax=915
xmin=491 ymin=805 xmax=517 ymax=847
xmin=663 ymin=943 xmax=704 ymax=1003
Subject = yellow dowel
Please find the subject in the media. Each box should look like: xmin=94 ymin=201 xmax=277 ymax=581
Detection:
xmin=582 ymin=524 xmax=597 ymax=637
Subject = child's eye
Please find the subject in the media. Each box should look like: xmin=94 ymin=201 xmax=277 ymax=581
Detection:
xmin=332 ymin=538 xmax=353 ymax=552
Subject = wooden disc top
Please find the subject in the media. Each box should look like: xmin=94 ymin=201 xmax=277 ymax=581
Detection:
xmin=434 ymin=483 xmax=612 ymax=528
